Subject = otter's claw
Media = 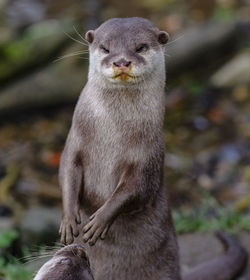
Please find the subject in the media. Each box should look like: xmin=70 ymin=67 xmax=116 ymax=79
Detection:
xmin=59 ymin=214 xmax=80 ymax=245
xmin=83 ymin=208 xmax=111 ymax=245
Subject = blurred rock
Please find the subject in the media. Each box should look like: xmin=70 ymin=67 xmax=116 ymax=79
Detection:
xmin=0 ymin=0 xmax=7 ymax=10
xmin=165 ymin=153 xmax=183 ymax=170
xmin=238 ymin=232 xmax=250 ymax=280
xmin=0 ymin=26 xmax=13 ymax=44
xmin=20 ymin=206 xmax=61 ymax=245
xmin=0 ymin=143 xmax=31 ymax=165
xmin=166 ymin=21 xmax=239 ymax=74
xmin=159 ymin=14 xmax=184 ymax=35
xmin=192 ymin=116 xmax=209 ymax=131
xmin=232 ymin=86 xmax=250 ymax=102
xmin=0 ymin=44 xmax=88 ymax=115
xmin=165 ymin=87 xmax=187 ymax=110
xmin=243 ymin=166 xmax=250 ymax=184
xmin=235 ymin=193 xmax=250 ymax=213
xmin=5 ymin=0 xmax=45 ymax=31
xmin=179 ymin=232 xmax=222 ymax=273
xmin=179 ymin=232 xmax=250 ymax=280
xmin=0 ymin=205 xmax=12 ymax=217
xmin=187 ymin=0 xmax=216 ymax=22
xmin=165 ymin=153 xmax=191 ymax=171
xmin=207 ymin=105 xmax=226 ymax=124
xmin=0 ymin=19 xmax=73 ymax=84
xmin=197 ymin=174 xmax=213 ymax=190
xmin=194 ymin=142 xmax=250 ymax=203
xmin=210 ymin=50 xmax=250 ymax=87
xmin=0 ymin=207 xmax=14 ymax=232
xmin=0 ymin=0 xmax=13 ymax=43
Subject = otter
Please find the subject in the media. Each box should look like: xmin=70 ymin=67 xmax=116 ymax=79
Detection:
xmin=33 ymin=244 xmax=93 ymax=280
xmin=33 ymin=232 xmax=247 ymax=280
xmin=58 ymin=17 xmax=247 ymax=280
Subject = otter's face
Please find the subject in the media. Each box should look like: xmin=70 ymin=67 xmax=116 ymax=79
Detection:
xmin=34 ymin=244 xmax=93 ymax=280
xmin=85 ymin=18 xmax=168 ymax=86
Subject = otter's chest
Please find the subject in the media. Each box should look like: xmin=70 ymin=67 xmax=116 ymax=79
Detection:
xmin=78 ymin=115 xmax=152 ymax=205
xmin=84 ymin=114 xmax=149 ymax=169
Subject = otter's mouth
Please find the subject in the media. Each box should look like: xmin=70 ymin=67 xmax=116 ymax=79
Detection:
xmin=112 ymin=72 xmax=136 ymax=82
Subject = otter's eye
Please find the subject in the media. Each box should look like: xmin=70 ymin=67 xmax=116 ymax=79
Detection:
xmin=136 ymin=44 xmax=148 ymax=53
xmin=100 ymin=45 xmax=110 ymax=54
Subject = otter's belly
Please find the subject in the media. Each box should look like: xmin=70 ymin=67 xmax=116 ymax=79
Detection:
xmin=83 ymin=148 xmax=119 ymax=200
xmin=74 ymin=214 xmax=180 ymax=280
xmin=84 ymin=207 xmax=180 ymax=280
xmin=82 ymin=123 xmax=151 ymax=203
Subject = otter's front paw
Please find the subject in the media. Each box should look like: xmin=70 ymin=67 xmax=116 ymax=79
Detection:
xmin=59 ymin=213 xmax=81 ymax=245
xmin=83 ymin=208 xmax=111 ymax=246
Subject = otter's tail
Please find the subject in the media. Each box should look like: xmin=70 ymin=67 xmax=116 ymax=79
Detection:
xmin=182 ymin=231 xmax=248 ymax=280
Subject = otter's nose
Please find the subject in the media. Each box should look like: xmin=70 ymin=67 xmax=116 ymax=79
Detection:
xmin=113 ymin=59 xmax=131 ymax=68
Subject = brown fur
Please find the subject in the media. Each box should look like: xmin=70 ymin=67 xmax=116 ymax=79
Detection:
xmin=34 ymin=232 xmax=247 ymax=279
xmin=33 ymin=245 xmax=93 ymax=280
xmin=59 ymin=17 xmax=247 ymax=280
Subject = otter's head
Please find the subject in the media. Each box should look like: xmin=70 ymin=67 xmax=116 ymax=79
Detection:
xmin=34 ymin=244 xmax=93 ymax=280
xmin=85 ymin=17 xmax=169 ymax=87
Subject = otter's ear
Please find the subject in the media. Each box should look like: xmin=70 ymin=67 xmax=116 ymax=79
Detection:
xmin=158 ymin=31 xmax=169 ymax=45
xmin=85 ymin=30 xmax=94 ymax=44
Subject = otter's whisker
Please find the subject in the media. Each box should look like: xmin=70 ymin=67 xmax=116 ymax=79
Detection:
xmin=79 ymin=56 xmax=89 ymax=60
xmin=63 ymin=31 xmax=89 ymax=47
xmin=166 ymin=34 xmax=185 ymax=47
xmin=54 ymin=51 xmax=89 ymax=62
xmin=21 ymin=251 xmax=56 ymax=259
xmin=29 ymin=244 xmax=63 ymax=250
xmin=25 ymin=254 xmax=54 ymax=261
xmin=73 ymin=26 xmax=89 ymax=45
xmin=54 ymin=242 xmax=65 ymax=248
xmin=20 ymin=254 xmax=54 ymax=265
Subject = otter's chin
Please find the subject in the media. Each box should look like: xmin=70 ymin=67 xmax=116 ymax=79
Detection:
xmin=104 ymin=74 xmax=142 ymax=85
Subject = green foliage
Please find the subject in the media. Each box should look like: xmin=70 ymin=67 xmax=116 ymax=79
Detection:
xmin=0 ymin=230 xmax=32 ymax=280
xmin=0 ymin=230 xmax=18 ymax=249
xmin=0 ymin=257 xmax=32 ymax=280
xmin=173 ymin=195 xmax=250 ymax=234
xmin=139 ymin=0 xmax=175 ymax=11
xmin=212 ymin=7 xmax=235 ymax=21
xmin=0 ymin=20 xmax=72 ymax=83
xmin=187 ymin=79 xmax=204 ymax=97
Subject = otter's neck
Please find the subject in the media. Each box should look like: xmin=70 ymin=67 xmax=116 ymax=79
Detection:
xmin=87 ymin=70 xmax=166 ymax=126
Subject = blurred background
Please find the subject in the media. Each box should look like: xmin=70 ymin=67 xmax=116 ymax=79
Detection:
xmin=0 ymin=0 xmax=250 ymax=279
